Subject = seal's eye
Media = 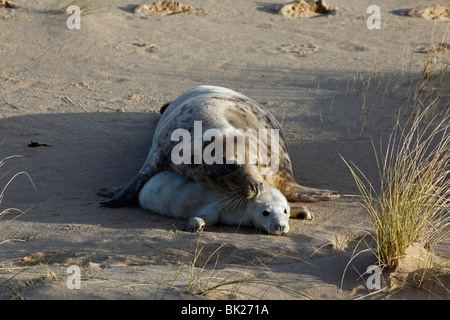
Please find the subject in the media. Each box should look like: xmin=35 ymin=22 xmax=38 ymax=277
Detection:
xmin=284 ymin=209 xmax=288 ymax=214
xmin=225 ymin=162 xmax=238 ymax=170
xmin=262 ymin=210 xmax=270 ymax=217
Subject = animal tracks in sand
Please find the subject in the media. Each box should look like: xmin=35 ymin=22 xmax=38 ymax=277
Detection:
xmin=415 ymin=42 xmax=449 ymax=55
xmin=115 ymin=41 xmax=157 ymax=54
xmin=393 ymin=6 xmax=449 ymax=22
xmin=0 ymin=0 xmax=15 ymax=9
xmin=278 ymin=0 xmax=337 ymax=19
xmin=278 ymin=43 xmax=320 ymax=56
xmin=407 ymin=6 xmax=449 ymax=22
xmin=134 ymin=1 xmax=205 ymax=17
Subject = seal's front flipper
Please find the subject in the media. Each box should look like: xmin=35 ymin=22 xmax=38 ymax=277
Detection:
xmin=187 ymin=217 xmax=206 ymax=232
xmin=290 ymin=204 xmax=313 ymax=220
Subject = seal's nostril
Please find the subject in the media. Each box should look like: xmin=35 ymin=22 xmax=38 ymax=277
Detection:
xmin=258 ymin=182 xmax=265 ymax=194
xmin=251 ymin=182 xmax=265 ymax=197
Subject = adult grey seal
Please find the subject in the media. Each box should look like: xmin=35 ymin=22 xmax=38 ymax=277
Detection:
xmin=139 ymin=171 xmax=299 ymax=235
xmin=99 ymin=85 xmax=339 ymax=208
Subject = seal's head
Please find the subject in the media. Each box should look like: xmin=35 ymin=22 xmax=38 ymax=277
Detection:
xmin=183 ymin=129 xmax=267 ymax=202
xmin=247 ymin=187 xmax=290 ymax=235
xmin=194 ymin=159 xmax=266 ymax=202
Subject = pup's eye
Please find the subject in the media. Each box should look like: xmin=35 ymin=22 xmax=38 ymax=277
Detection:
xmin=262 ymin=210 xmax=270 ymax=216
xmin=284 ymin=209 xmax=288 ymax=214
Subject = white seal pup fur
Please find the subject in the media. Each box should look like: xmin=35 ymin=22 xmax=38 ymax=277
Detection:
xmin=138 ymin=171 xmax=292 ymax=235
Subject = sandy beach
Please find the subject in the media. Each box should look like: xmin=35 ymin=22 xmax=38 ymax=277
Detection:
xmin=0 ymin=0 xmax=448 ymax=300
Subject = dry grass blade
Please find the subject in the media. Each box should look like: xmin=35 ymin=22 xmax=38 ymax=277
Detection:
xmin=1 ymin=155 xmax=36 ymax=230
xmin=185 ymin=234 xmax=312 ymax=299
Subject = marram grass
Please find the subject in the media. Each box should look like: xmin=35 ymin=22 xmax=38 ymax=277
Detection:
xmin=343 ymin=107 xmax=449 ymax=269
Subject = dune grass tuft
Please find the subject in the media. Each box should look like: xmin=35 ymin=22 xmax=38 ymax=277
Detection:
xmin=342 ymin=106 xmax=450 ymax=269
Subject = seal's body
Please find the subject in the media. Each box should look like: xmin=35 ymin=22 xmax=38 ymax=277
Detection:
xmin=100 ymin=85 xmax=339 ymax=208
xmin=139 ymin=171 xmax=291 ymax=235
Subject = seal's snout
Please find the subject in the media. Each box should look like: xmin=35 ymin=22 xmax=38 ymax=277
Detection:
xmin=262 ymin=223 xmax=289 ymax=235
xmin=249 ymin=182 xmax=265 ymax=198
xmin=274 ymin=224 xmax=289 ymax=235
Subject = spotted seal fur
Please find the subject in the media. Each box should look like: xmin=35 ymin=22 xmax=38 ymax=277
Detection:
xmin=99 ymin=85 xmax=339 ymax=208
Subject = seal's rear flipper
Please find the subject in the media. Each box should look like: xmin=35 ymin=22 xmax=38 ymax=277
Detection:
xmin=99 ymin=172 xmax=151 ymax=208
xmin=286 ymin=185 xmax=340 ymax=203
xmin=160 ymin=101 xmax=172 ymax=114
xmin=97 ymin=186 xmax=124 ymax=198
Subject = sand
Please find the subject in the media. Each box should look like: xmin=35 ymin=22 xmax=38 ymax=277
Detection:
xmin=0 ymin=0 xmax=448 ymax=300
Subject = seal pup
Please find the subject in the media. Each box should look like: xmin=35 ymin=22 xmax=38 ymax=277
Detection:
xmin=99 ymin=85 xmax=339 ymax=208
xmin=138 ymin=171 xmax=300 ymax=235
